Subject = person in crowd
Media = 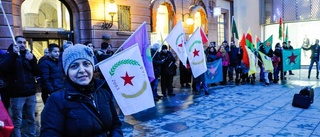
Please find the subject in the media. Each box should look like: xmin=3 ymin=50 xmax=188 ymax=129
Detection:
xmin=217 ymin=44 xmax=230 ymax=85
xmin=61 ymin=41 xmax=73 ymax=53
xmin=192 ymin=74 xmax=209 ymax=95
xmin=235 ymin=45 xmax=243 ymax=85
xmin=283 ymin=41 xmax=295 ymax=75
xmin=38 ymin=48 xmax=49 ymax=64
xmin=40 ymin=44 xmax=123 ymax=136
xmin=228 ymin=41 xmax=240 ymax=83
xmin=258 ymin=43 xmax=273 ymax=86
xmin=84 ymin=41 xmax=98 ymax=65
xmin=150 ymin=43 xmax=163 ymax=101
xmin=160 ymin=45 xmax=176 ymax=97
xmin=97 ymin=42 xmax=114 ymax=62
xmin=39 ymin=43 xmax=64 ymax=104
xmin=179 ymin=59 xmax=191 ymax=88
xmin=272 ymin=52 xmax=281 ymax=83
xmin=302 ymin=39 xmax=320 ymax=79
xmin=0 ymin=36 xmax=40 ymax=137
xmin=206 ymin=42 xmax=219 ymax=86
xmin=274 ymin=43 xmax=283 ymax=81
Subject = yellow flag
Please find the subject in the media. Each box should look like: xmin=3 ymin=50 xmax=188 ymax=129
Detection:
xmin=246 ymin=47 xmax=256 ymax=75
xmin=258 ymin=51 xmax=274 ymax=73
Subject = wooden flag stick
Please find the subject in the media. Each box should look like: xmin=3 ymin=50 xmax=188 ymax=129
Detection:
xmin=0 ymin=0 xmax=16 ymax=45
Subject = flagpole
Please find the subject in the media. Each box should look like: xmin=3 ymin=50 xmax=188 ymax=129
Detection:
xmin=114 ymin=21 xmax=147 ymax=54
xmin=0 ymin=0 xmax=19 ymax=55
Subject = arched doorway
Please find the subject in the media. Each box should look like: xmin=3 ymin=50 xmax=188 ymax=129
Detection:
xmin=190 ymin=5 xmax=208 ymax=35
xmin=150 ymin=0 xmax=176 ymax=45
xmin=21 ymin=0 xmax=72 ymax=60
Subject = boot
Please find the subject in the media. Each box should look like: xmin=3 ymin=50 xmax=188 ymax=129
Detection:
xmin=204 ymin=91 xmax=210 ymax=95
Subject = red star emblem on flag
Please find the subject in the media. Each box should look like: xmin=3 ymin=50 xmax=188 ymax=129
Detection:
xmin=193 ymin=48 xmax=200 ymax=57
xmin=121 ymin=72 xmax=135 ymax=86
xmin=288 ymin=52 xmax=297 ymax=64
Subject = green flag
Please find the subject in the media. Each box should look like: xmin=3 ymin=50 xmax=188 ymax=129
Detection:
xmin=232 ymin=16 xmax=239 ymax=40
xmin=263 ymin=35 xmax=273 ymax=53
xmin=282 ymin=48 xmax=301 ymax=71
xmin=284 ymin=25 xmax=288 ymax=43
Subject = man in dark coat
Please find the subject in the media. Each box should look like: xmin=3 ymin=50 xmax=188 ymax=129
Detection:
xmin=39 ymin=43 xmax=64 ymax=104
xmin=160 ymin=45 xmax=176 ymax=97
xmin=0 ymin=36 xmax=40 ymax=137
xmin=302 ymin=39 xmax=320 ymax=79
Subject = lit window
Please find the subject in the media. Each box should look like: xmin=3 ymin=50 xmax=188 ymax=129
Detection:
xmin=217 ymin=14 xmax=226 ymax=45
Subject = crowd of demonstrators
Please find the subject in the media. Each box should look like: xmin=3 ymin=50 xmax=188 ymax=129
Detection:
xmin=40 ymin=44 xmax=123 ymax=136
xmin=302 ymin=39 xmax=320 ymax=79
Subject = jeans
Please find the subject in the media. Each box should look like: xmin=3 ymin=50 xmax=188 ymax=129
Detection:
xmin=151 ymin=78 xmax=159 ymax=97
xmin=259 ymin=66 xmax=264 ymax=80
xmin=10 ymin=95 xmax=36 ymax=137
xmin=273 ymin=67 xmax=279 ymax=81
xmin=308 ymin=59 xmax=319 ymax=77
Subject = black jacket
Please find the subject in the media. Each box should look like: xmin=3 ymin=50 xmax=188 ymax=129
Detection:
xmin=302 ymin=44 xmax=320 ymax=60
xmin=40 ymin=79 xmax=123 ymax=137
xmin=39 ymin=57 xmax=64 ymax=94
xmin=0 ymin=45 xmax=40 ymax=97
xmin=151 ymin=48 xmax=163 ymax=78
xmin=160 ymin=51 xmax=176 ymax=76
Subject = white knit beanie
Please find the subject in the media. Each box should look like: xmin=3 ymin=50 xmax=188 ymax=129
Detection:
xmin=62 ymin=44 xmax=95 ymax=75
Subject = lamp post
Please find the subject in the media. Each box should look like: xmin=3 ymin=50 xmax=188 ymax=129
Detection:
xmin=101 ymin=0 xmax=118 ymax=29
xmin=182 ymin=13 xmax=194 ymax=26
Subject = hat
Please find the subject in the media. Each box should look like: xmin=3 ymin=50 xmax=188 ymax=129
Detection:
xmin=62 ymin=44 xmax=95 ymax=75
xmin=162 ymin=45 xmax=168 ymax=50
xmin=101 ymin=42 xmax=109 ymax=50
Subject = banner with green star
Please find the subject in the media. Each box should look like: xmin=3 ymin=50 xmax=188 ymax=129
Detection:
xmin=283 ymin=48 xmax=301 ymax=71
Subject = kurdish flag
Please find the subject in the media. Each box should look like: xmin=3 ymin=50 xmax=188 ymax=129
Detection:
xmin=165 ymin=20 xmax=188 ymax=67
xmin=98 ymin=44 xmax=154 ymax=115
xmin=119 ymin=22 xmax=155 ymax=82
xmin=186 ymin=27 xmax=207 ymax=78
xmin=246 ymin=28 xmax=254 ymax=51
xmin=258 ymin=51 xmax=274 ymax=73
xmin=205 ymin=58 xmax=223 ymax=84
xmin=283 ymin=48 xmax=301 ymax=71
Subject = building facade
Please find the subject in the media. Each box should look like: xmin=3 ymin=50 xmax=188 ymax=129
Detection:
xmin=0 ymin=0 xmax=233 ymax=59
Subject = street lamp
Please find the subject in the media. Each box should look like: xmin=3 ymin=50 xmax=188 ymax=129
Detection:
xmin=101 ymin=0 xmax=118 ymax=29
xmin=182 ymin=13 xmax=193 ymax=25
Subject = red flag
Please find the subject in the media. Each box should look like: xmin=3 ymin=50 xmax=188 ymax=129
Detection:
xmin=279 ymin=17 xmax=283 ymax=40
xmin=240 ymin=34 xmax=249 ymax=68
xmin=0 ymin=101 xmax=14 ymax=137
xmin=200 ymin=27 xmax=208 ymax=44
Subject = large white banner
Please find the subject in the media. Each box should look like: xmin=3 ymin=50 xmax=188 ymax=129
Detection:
xmin=185 ymin=27 xmax=207 ymax=78
xmin=98 ymin=44 xmax=155 ymax=115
